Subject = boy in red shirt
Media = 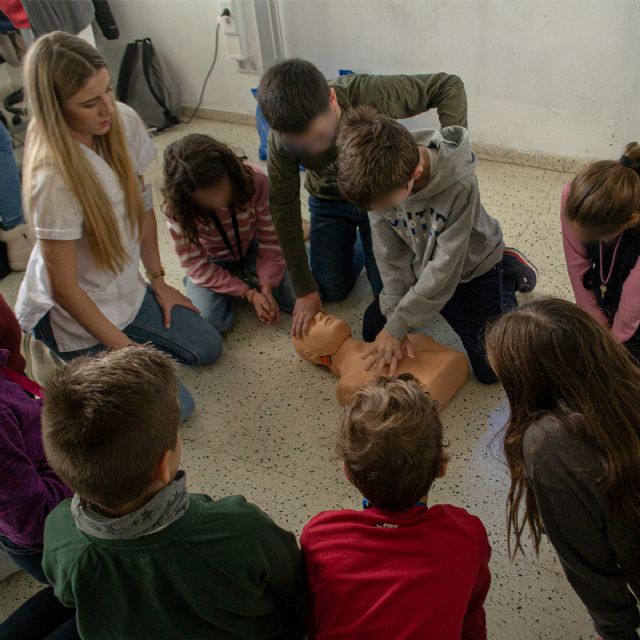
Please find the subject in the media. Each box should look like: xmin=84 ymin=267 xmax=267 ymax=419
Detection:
xmin=301 ymin=374 xmax=491 ymax=639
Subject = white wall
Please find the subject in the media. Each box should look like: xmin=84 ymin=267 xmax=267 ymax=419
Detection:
xmin=97 ymin=0 xmax=639 ymax=160
xmin=94 ymin=0 xmax=260 ymax=115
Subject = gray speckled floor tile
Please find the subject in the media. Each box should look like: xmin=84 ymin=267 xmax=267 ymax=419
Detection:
xmin=0 ymin=119 xmax=601 ymax=638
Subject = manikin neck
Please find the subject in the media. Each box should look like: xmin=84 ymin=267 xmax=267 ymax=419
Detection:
xmin=321 ymin=337 xmax=360 ymax=376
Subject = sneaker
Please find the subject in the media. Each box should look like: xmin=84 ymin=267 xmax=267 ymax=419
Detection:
xmin=0 ymin=223 xmax=34 ymax=272
xmin=502 ymin=247 xmax=538 ymax=293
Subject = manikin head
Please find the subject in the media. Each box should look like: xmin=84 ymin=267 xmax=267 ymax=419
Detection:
xmin=292 ymin=312 xmax=352 ymax=365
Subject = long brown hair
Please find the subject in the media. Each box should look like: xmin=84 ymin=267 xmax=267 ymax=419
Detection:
xmin=566 ymin=142 xmax=640 ymax=235
xmin=162 ymin=134 xmax=255 ymax=246
xmin=485 ymin=298 xmax=640 ymax=558
xmin=23 ymin=32 xmax=145 ymax=274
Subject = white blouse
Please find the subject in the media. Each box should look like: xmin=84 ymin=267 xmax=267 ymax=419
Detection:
xmin=15 ymin=102 xmax=157 ymax=352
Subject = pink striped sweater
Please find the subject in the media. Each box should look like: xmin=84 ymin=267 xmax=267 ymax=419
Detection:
xmin=167 ymin=165 xmax=287 ymax=297
xmin=561 ymin=183 xmax=640 ymax=343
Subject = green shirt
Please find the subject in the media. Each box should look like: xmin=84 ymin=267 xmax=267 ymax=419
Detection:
xmin=43 ymin=494 xmax=305 ymax=640
xmin=267 ymin=72 xmax=469 ymax=296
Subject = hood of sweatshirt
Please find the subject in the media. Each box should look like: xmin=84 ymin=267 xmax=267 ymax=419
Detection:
xmin=406 ymin=126 xmax=476 ymax=203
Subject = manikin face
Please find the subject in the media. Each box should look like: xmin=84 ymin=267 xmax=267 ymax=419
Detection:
xmin=292 ymin=312 xmax=352 ymax=364
xmin=61 ymin=66 xmax=115 ymax=140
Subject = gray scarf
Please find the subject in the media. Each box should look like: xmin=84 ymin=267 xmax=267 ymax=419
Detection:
xmin=71 ymin=471 xmax=189 ymax=540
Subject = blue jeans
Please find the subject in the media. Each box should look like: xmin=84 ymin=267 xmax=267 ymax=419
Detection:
xmin=0 ymin=588 xmax=78 ymax=640
xmin=0 ymin=121 xmax=24 ymax=231
xmin=0 ymin=535 xmax=47 ymax=584
xmin=33 ymin=287 xmax=223 ymax=421
xmin=362 ymin=263 xmax=518 ymax=384
xmin=185 ymin=241 xmax=297 ymax=333
xmin=0 ymin=537 xmax=79 ymax=640
xmin=308 ymin=196 xmax=383 ymax=301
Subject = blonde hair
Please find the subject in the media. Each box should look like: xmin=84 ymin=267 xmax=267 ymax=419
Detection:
xmin=336 ymin=374 xmax=446 ymax=511
xmin=23 ymin=31 xmax=145 ymax=273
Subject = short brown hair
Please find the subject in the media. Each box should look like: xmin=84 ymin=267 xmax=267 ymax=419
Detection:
xmin=566 ymin=141 xmax=640 ymax=235
xmin=43 ymin=346 xmax=180 ymax=510
xmin=257 ymin=59 xmax=330 ymax=134
xmin=337 ymin=106 xmax=420 ymax=210
xmin=336 ymin=375 xmax=445 ymax=511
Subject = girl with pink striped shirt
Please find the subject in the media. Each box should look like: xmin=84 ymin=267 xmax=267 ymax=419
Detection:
xmin=163 ymin=134 xmax=295 ymax=333
xmin=561 ymin=142 xmax=640 ymax=362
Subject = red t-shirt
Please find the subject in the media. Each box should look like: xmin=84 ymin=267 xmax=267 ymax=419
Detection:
xmin=301 ymin=503 xmax=491 ymax=640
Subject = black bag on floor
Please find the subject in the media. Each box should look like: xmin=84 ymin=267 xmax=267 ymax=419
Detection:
xmin=116 ymin=38 xmax=181 ymax=131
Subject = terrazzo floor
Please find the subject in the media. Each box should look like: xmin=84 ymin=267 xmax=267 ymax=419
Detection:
xmin=0 ymin=117 xmax=597 ymax=639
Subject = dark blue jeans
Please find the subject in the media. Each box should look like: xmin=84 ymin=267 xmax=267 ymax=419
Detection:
xmin=363 ymin=263 xmax=517 ymax=385
xmin=0 ymin=536 xmax=47 ymax=584
xmin=185 ymin=240 xmax=296 ymax=333
xmin=308 ymin=196 xmax=383 ymax=301
xmin=0 ymin=537 xmax=78 ymax=640
xmin=33 ymin=287 xmax=223 ymax=421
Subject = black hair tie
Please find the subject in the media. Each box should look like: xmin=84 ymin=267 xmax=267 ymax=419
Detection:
xmin=619 ymin=154 xmax=635 ymax=168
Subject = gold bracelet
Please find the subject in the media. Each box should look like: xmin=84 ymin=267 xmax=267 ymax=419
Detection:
xmin=146 ymin=267 xmax=166 ymax=281
xmin=245 ymin=288 xmax=256 ymax=303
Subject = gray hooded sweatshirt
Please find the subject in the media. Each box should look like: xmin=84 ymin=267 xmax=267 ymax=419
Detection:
xmin=371 ymin=127 xmax=504 ymax=340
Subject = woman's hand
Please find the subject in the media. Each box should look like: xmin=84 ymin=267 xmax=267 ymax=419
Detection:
xmin=260 ymin=285 xmax=280 ymax=324
xmin=151 ymin=279 xmax=200 ymax=329
xmin=362 ymin=328 xmax=415 ymax=376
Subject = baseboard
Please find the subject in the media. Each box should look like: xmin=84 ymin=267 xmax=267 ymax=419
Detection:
xmin=473 ymin=142 xmax=593 ymax=174
xmin=180 ymin=106 xmax=594 ymax=174
xmin=181 ymin=105 xmax=256 ymax=127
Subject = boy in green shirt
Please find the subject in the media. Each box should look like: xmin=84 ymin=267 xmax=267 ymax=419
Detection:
xmin=257 ymin=59 xmax=468 ymax=338
xmin=41 ymin=346 xmax=305 ymax=640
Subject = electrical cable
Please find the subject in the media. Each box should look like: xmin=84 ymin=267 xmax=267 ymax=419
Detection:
xmin=184 ymin=10 xmax=229 ymax=124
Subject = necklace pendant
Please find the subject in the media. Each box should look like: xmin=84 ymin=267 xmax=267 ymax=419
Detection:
xmin=600 ymin=284 xmax=607 ymax=298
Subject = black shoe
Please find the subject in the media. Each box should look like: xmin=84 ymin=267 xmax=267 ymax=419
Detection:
xmin=502 ymin=248 xmax=538 ymax=293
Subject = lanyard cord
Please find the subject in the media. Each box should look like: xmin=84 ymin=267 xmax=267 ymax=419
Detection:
xmin=208 ymin=206 xmax=246 ymax=280
xmin=599 ymin=232 xmax=624 ymax=286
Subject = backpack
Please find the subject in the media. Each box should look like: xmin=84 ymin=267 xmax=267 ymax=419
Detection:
xmin=116 ymin=38 xmax=181 ymax=131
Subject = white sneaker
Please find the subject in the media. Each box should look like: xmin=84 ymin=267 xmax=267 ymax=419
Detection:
xmin=0 ymin=223 xmax=34 ymax=271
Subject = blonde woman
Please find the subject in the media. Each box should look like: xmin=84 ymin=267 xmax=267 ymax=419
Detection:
xmin=15 ymin=32 xmax=222 ymax=420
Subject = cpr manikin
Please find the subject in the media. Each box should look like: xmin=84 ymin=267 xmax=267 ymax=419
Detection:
xmin=292 ymin=313 xmax=470 ymax=407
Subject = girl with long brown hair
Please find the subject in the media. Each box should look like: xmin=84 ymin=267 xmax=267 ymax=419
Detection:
xmin=163 ymin=133 xmax=294 ymax=333
xmin=486 ymin=298 xmax=640 ymax=640
xmin=562 ymin=142 xmax=640 ymax=361
xmin=14 ymin=32 xmax=222 ymax=421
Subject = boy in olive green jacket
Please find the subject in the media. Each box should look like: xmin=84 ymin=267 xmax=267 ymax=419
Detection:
xmin=258 ymin=59 xmax=468 ymax=338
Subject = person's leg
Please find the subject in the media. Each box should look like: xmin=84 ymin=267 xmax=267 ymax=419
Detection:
xmin=357 ymin=215 xmax=383 ymax=297
xmin=184 ymin=278 xmax=235 ymax=333
xmin=32 ymin=314 xmax=104 ymax=363
xmin=124 ymin=287 xmax=223 ymax=366
xmin=440 ymin=266 xmax=506 ymax=385
xmin=502 ymin=247 xmax=538 ymax=293
xmin=0 ymin=121 xmax=32 ymax=271
xmin=0 ymin=587 xmax=78 ymax=640
xmin=308 ymin=197 xmax=364 ymax=301
xmin=33 ymin=312 xmax=196 ymax=422
xmin=0 ymin=121 xmax=24 ymax=231
xmin=0 ymin=537 xmax=47 ymax=584
xmin=271 ymin=271 xmax=296 ymax=314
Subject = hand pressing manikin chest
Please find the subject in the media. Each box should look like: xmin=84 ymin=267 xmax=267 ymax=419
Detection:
xmin=292 ymin=312 xmax=469 ymax=406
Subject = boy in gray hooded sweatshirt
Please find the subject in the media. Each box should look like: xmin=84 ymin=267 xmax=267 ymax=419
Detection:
xmin=337 ymin=107 xmax=536 ymax=383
